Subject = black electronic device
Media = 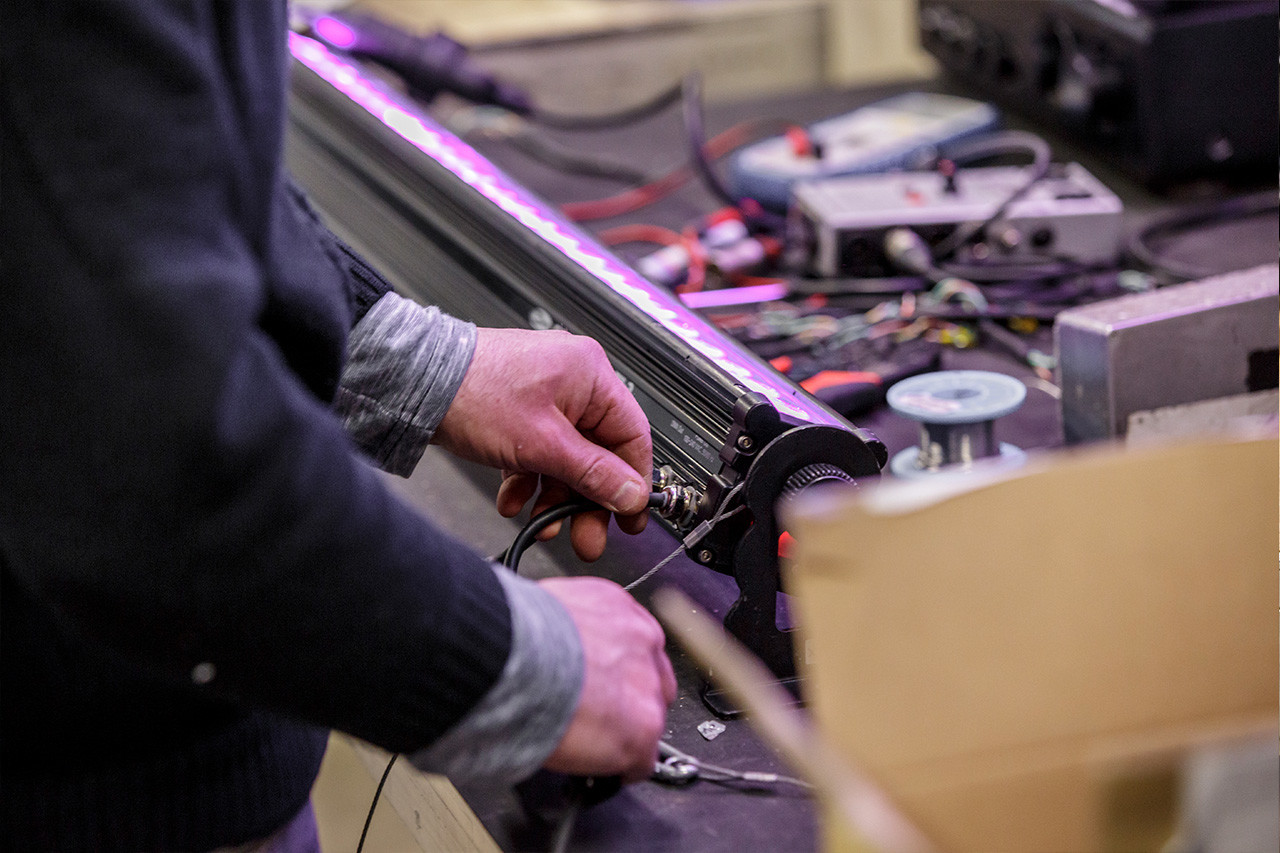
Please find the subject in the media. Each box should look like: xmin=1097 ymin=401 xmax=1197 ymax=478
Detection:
xmin=918 ymin=0 xmax=1279 ymax=185
xmin=284 ymin=34 xmax=886 ymax=687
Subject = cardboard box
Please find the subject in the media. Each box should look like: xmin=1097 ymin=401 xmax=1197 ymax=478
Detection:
xmin=783 ymin=437 xmax=1277 ymax=851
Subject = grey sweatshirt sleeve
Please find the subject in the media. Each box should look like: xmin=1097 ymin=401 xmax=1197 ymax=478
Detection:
xmin=337 ymin=292 xmax=584 ymax=782
xmin=408 ymin=565 xmax=584 ymax=784
xmin=335 ymin=292 xmax=476 ymax=477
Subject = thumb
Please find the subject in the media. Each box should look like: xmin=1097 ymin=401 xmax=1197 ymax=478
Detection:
xmin=535 ymin=426 xmax=650 ymax=515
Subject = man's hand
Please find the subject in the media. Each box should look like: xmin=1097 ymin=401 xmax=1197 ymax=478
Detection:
xmin=539 ymin=577 xmax=676 ymax=783
xmin=434 ymin=328 xmax=652 ymax=561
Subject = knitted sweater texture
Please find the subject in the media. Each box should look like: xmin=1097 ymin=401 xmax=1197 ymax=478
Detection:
xmin=0 ymin=2 xmax=514 ymax=848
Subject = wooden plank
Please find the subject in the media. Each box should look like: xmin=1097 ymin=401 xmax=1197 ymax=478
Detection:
xmin=350 ymin=739 xmax=502 ymax=853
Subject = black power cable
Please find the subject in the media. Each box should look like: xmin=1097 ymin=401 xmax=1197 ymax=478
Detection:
xmin=306 ymin=10 xmax=685 ymax=134
xmin=929 ymin=130 xmax=1053 ymax=260
xmin=355 ymin=753 xmax=398 ymax=853
xmin=1125 ymin=189 xmax=1279 ymax=283
xmin=526 ymin=81 xmax=685 ymax=131
xmin=502 ymin=494 xmax=668 ymax=572
xmin=679 ymin=72 xmax=740 ymax=210
xmin=502 ymin=499 xmax=601 ymax=570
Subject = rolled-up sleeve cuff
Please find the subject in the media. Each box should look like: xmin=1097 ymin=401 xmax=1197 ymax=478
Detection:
xmin=335 ymin=293 xmax=476 ymax=476
xmin=407 ymin=566 xmax=584 ymax=785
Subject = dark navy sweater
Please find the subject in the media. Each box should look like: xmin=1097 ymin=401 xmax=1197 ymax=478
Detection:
xmin=0 ymin=1 xmax=513 ymax=848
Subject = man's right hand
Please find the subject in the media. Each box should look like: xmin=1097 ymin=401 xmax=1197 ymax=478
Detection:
xmin=539 ymin=576 xmax=676 ymax=784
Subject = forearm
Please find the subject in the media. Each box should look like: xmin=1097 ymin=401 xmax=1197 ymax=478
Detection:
xmin=335 ymin=292 xmax=477 ymax=477
xmin=410 ymin=566 xmax=584 ymax=784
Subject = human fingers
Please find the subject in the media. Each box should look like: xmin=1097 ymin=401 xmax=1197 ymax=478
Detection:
xmin=614 ymin=509 xmax=649 ymax=537
xmin=539 ymin=577 xmax=672 ymax=783
xmin=656 ymin=641 xmax=677 ymax=705
xmin=530 ymin=479 xmax=574 ymax=542
xmin=498 ymin=474 xmax=575 ymax=546
xmin=522 ymin=423 xmax=650 ymax=517
xmin=496 ymin=472 xmax=539 ymax=519
xmin=437 ymin=330 xmax=652 ymax=509
xmin=502 ymin=474 xmax=639 ymax=559
xmin=567 ymin=509 xmax=611 ymax=562
xmin=526 ymin=339 xmax=652 ymax=515
xmin=567 ymin=350 xmax=653 ymax=490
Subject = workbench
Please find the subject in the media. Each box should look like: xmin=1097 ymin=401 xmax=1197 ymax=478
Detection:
xmin=296 ymin=74 xmax=1277 ymax=852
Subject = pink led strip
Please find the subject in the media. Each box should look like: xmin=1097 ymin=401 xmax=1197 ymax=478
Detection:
xmin=289 ymin=32 xmax=835 ymax=424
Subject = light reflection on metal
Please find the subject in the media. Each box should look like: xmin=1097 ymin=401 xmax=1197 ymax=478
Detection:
xmin=288 ymin=33 xmax=832 ymax=423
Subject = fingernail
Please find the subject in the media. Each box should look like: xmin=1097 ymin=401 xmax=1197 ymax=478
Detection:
xmin=609 ymin=480 xmax=644 ymax=513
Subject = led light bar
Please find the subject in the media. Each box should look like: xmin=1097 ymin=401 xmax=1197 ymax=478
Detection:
xmin=286 ymin=33 xmax=885 ymax=683
xmin=289 ymin=34 xmax=823 ymax=420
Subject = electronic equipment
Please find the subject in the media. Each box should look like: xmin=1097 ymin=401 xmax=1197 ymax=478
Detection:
xmin=918 ymin=0 xmax=1280 ymax=185
xmin=789 ymin=161 xmax=1123 ymax=277
xmin=1055 ymin=263 xmax=1280 ymax=444
xmin=727 ymin=92 xmax=1000 ymax=211
xmin=284 ymin=34 xmax=886 ymax=686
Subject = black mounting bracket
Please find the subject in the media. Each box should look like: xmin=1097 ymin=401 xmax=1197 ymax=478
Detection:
xmin=687 ymin=393 xmax=885 ymax=716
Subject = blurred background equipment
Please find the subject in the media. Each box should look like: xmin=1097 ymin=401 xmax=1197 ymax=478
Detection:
xmin=790 ymin=160 xmax=1123 ymax=278
xmin=726 ymin=92 xmax=999 ymax=211
xmin=286 ymin=4 xmax=1278 ymax=849
xmin=1055 ymin=263 xmax=1279 ymax=444
xmin=918 ymin=0 xmax=1280 ymax=185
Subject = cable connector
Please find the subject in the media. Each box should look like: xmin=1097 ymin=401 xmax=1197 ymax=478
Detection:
xmin=884 ymin=227 xmax=937 ymax=277
xmin=652 ymin=484 xmax=702 ymax=526
xmin=650 ymin=465 xmax=704 ymax=527
xmin=681 ymin=519 xmax=716 ymax=551
xmin=307 ymin=12 xmax=532 ymax=112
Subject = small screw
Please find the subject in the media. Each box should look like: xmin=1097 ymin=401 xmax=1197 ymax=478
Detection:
xmin=697 ymin=548 xmax=714 ymax=564
xmin=736 ymin=435 xmax=754 ymax=452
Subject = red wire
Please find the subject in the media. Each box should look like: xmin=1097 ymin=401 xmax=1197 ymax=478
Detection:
xmin=560 ymin=118 xmax=791 ymax=222
xmin=596 ymin=223 xmax=684 ymax=247
xmin=728 ymin=274 xmax=788 ymax=288
xmin=675 ymin=226 xmax=707 ymax=294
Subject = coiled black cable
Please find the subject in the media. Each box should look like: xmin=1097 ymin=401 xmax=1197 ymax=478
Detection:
xmin=1125 ymin=189 xmax=1279 ymax=283
xmin=502 ymin=500 xmax=600 ymax=570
